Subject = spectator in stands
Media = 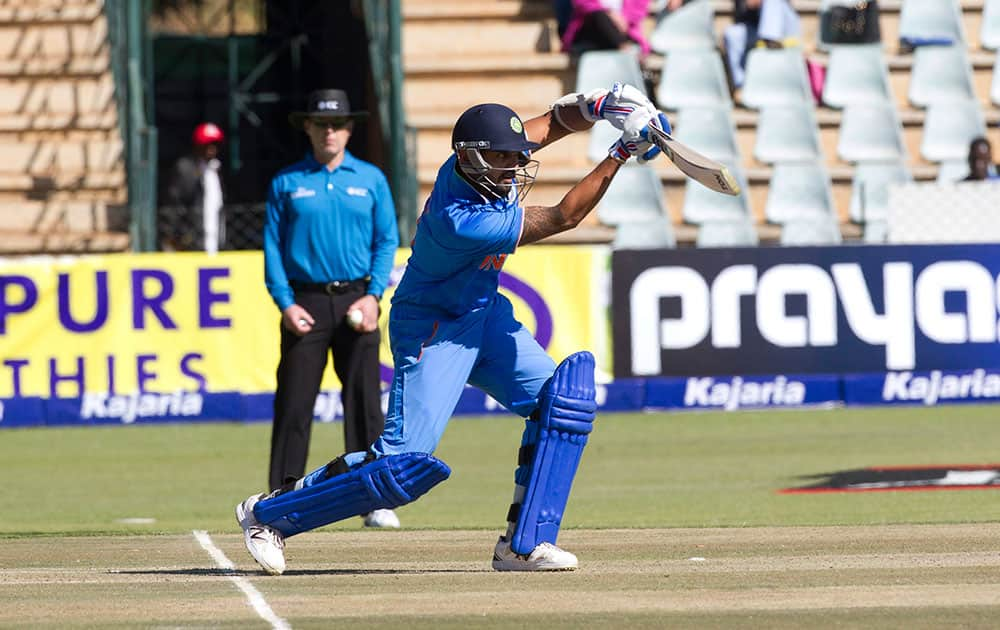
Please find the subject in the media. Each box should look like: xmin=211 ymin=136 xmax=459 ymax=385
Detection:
xmin=553 ymin=0 xmax=573 ymax=37
xmin=723 ymin=0 xmax=801 ymax=89
xmin=160 ymin=122 xmax=227 ymax=253
xmin=561 ymin=0 xmax=652 ymax=58
xmin=962 ymin=137 xmax=1000 ymax=181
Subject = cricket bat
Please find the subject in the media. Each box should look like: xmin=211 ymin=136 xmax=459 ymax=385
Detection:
xmin=646 ymin=124 xmax=741 ymax=196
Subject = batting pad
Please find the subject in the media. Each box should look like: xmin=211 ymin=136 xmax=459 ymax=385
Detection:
xmin=510 ymin=351 xmax=596 ymax=555
xmin=254 ymin=453 xmax=451 ymax=537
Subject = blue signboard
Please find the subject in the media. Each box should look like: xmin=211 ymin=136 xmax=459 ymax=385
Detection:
xmin=612 ymin=244 xmax=1000 ymax=377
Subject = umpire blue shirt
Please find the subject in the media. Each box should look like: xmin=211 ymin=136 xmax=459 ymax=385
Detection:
xmin=264 ymin=150 xmax=399 ymax=311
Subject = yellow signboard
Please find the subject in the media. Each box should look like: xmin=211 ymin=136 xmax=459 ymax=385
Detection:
xmin=0 ymin=247 xmax=609 ymax=400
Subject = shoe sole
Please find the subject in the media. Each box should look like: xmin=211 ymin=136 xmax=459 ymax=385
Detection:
xmin=235 ymin=501 xmax=283 ymax=576
xmin=491 ymin=558 xmax=578 ymax=572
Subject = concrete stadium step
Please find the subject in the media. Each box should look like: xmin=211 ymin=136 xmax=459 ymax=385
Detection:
xmin=0 ymin=109 xmax=118 ymax=132
xmin=0 ymin=138 xmax=123 ymax=176
xmin=0 ymin=2 xmax=102 ymax=24
xmin=404 ymin=15 xmax=559 ymax=61
xmin=403 ymin=0 xmax=552 ymax=22
xmin=0 ymin=171 xmax=125 ymax=193
xmin=0 ymin=20 xmax=107 ymax=61
xmin=405 ymin=70 xmax=569 ymax=119
xmin=0 ymin=199 xmax=128 ymax=233
xmin=0 ymin=229 xmax=130 ymax=255
xmin=0 ymin=54 xmax=111 ymax=77
xmin=0 ymin=75 xmax=116 ymax=116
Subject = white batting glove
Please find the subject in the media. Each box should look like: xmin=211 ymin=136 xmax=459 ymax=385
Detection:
xmin=607 ymin=108 xmax=658 ymax=164
xmin=551 ymin=82 xmax=656 ymax=131
xmin=590 ymin=82 xmax=657 ymax=130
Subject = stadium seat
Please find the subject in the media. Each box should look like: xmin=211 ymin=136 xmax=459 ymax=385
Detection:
xmin=672 ymin=106 xmax=740 ymax=163
xmin=920 ymin=100 xmax=986 ymax=162
xmin=936 ymin=159 xmax=970 ymax=182
xmin=898 ymin=0 xmax=966 ymax=44
xmin=780 ymin=217 xmax=843 ymax=245
xmin=753 ymin=104 xmax=822 ymax=163
xmin=822 ymin=44 xmax=892 ymax=108
xmin=848 ymin=161 xmax=913 ymax=224
xmin=655 ymin=50 xmax=733 ymax=111
xmin=765 ymin=161 xmax=836 ymax=224
xmin=682 ymin=162 xmax=751 ymax=224
xmin=696 ymin=218 xmax=759 ymax=247
xmin=587 ymin=121 xmax=622 ymax=163
xmin=649 ymin=0 xmax=716 ymax=54
xmin=983 ymin=0 xmax=1000 ymax=50
xmin=577 ymin=50 xmax=646 ymax=163
xmin=612 ymin=216 xmax=677 ymax=249
xmin=908 ymin=45 xmax=975 ymax=107
xmin=596 ymin=164 xmax=667 ymax=225
xmin=740 ymin=47 xmax=812 ymax=109
xmin=991 ymin=52 xmax=1000 ymax=105
xmin=575 ymin=50 xmax=645 ymax=93
xmin=863 ymin=219 xmax=888 ymax=243
xmin=837 ymin=104 xmax=907 ymax=163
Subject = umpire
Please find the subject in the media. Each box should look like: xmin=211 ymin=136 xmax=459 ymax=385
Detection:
xmin=263 ymin=88 xmax=400 ymax=526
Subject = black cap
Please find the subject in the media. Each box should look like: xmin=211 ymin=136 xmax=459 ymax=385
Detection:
xmin=288 ymin=89 xmax=368 ymax=129
xmin=451 ymin=103 xmax=540 ymax=153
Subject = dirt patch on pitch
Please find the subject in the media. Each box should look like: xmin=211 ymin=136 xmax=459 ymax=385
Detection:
xmin=1 ymin=524 xmax=999 ymax=627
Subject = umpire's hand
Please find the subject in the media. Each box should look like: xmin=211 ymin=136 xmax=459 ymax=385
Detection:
xmin=282 ymin=304 xmax=314 ymax=336
xmin=347 ymin=295 xmax=380 ymax=333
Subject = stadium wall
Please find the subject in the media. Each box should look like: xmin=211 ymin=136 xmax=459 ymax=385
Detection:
xmin=2 ymin=244 xmax=999 ymax=428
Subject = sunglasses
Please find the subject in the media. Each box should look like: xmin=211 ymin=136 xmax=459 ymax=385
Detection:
xmin=308 ymin=118 xmax=351 ymax=130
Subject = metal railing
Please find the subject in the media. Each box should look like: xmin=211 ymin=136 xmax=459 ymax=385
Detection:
xmin=362 ymin=0 xmax=418 ymax=243
xmin=107 ymin=0 xmax=159 ymax=252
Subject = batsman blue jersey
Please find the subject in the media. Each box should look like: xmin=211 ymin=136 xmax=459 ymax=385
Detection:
xmin=373 ymin=154 xmax=554 ymax=458
xmin=391 ymin=155 xmax=523 ymax=317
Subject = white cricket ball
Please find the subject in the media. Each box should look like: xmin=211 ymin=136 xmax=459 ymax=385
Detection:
xmin=347 ymin=309 xmax=364 ymax=328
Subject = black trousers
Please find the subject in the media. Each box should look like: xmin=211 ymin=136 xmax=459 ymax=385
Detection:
xmin=268 ymin=287 xmax=384 ymax=491
xmin=573 ymin=10 xmax=631 ymax=52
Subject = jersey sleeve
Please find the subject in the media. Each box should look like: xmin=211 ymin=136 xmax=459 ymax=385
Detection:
xmin=434 ymin=202 xmax=523 ymax=257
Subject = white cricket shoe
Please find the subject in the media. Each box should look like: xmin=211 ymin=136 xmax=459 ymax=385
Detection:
xmin=235 ymin=493 xmax=286 ymax=575
xmin=362 ymin=508 xmax=401 ymax=528
xmin=491 ymin=536 xmax=578 ymax=571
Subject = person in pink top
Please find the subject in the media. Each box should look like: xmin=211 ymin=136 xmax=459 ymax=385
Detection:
xmin=561 ymin=0 xmax=652 ymax=57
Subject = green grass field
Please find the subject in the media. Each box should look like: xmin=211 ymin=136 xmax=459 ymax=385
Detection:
xmin=3 ymin=404 xmax=999 ymax=536
xmin=3 ymin=405 xmax=1000 ymax=628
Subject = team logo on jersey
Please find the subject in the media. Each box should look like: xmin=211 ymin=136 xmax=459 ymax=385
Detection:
xmin=346 ymin=187 xmax=368 ymax=197
xmin=509 ymin=117 xmax=523 ymax=134
xmin=479 ymin=253 xmax=508 ymax=271
xmin=290 ymin=187 xmax=316 ymax=199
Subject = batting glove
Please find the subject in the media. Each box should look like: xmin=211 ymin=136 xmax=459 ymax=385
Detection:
xmin=590 ymin=82 xmax=657 ymax=130
xmin=607 ymin=108 xmax=658 ymax=164
xmin=635 ymin=112 xmax=672 ymax=164
xmin=551 ymin=82 xmax=656 ymax=131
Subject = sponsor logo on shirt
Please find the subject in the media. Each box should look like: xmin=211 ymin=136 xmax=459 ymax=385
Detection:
xmin=346 ymin=187 xmax=368 ymax=197
xmin=479 ymin=253 xmax=508 ymax=271
xmin=290 ymin=187 xmax=316 ymax=199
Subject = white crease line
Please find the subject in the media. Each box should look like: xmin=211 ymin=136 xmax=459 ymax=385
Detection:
xmin=192 ymin=530 xmax=291 ymax=630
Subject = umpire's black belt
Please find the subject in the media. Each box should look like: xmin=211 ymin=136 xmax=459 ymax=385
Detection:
xmin=291 ymin=278 xmax=369 ymax=295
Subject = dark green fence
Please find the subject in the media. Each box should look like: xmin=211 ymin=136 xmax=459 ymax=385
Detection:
xmin=107 ymin=0 xmax=159 ymax=252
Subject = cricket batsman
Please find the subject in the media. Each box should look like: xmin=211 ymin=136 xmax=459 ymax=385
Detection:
xmin=236 ymin=82 xmax=670 ymax=573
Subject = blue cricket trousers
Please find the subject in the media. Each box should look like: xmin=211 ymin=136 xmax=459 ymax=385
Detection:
xmin=372 ymin=294 xmax=556 ymax=457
